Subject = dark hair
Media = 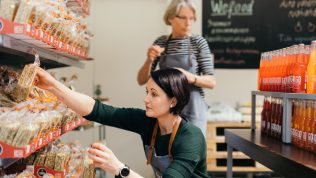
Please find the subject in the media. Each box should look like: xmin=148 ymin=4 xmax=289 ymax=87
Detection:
xmin=151 ymin=68 xmax=190 ymax=115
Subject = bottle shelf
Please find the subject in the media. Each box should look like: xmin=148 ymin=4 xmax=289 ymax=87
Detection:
xmin=251 ymin=91 xmax=316 ymax=143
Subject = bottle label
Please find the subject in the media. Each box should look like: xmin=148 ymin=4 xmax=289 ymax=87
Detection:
xmin=308 ymin=133 xmax=313 ymax=143
xmin=298 ymin=131 xmax=302 ymax=139
xmin=303 ymin=132 xmax=307 ymax=141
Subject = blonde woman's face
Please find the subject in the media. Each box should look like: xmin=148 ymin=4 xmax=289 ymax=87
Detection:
xmin=169 ymin=6 xmax=195 ymax=37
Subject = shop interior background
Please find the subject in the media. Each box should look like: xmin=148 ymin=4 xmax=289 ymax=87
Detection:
xmin=55 ymin=0 xmax=257 ymax=177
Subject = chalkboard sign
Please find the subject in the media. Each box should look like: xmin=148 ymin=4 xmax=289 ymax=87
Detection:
xmin=202 ymin=0 xmax=316 ymax=69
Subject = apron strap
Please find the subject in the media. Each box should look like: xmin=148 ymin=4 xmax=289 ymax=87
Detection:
xmin=168 ymin=117 xmax=181 ymax=161
xmin=147 ymin=121 xmax=159 ymax=165
xmin=146 ymin=117 xmax=182 ymax=165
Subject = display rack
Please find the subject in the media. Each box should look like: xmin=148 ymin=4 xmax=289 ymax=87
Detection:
xmin=0 ymin=17 xmax=92 ymax=69
xmin=251 ymin=91 xmax=316 ymax=143
xmin=206 ymin=121 xmax=270 ymax=173
xmin=225 ymin=129 xmax=316 ymax=178
xmin=0 ymin=118 xmax=86 ymax=170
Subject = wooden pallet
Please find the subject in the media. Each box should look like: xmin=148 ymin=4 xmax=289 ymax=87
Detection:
xmin=206 ymin=121 xmax=271 ymax=172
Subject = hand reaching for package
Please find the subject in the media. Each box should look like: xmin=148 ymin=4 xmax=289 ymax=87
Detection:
xmin=88 ymin=142 xmax=124 ymax=176
xmin=34 ymin=67 xmax=58 ymax=91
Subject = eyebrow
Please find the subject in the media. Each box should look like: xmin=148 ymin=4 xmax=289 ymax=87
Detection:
xmin=150 ymin=88 xmax=157 ymax=92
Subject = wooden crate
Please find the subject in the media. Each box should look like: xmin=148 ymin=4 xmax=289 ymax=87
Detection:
xmin=206 ymin=121 xmax=271 ymax=172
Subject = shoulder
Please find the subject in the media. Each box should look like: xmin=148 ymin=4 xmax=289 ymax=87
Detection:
xmin=153 ymin=35 xmax=169 ymax=45
xmin=190 ymin=34 xmax=208 ymax=45
xmin=175 ymin=122 xmax=206 ymax=149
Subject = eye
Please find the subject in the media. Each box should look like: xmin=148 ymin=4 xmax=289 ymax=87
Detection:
xmin=152 ymin=92 xmax=158 ymax=97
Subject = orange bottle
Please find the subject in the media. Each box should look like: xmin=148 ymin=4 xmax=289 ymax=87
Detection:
xmin=258 ymin=53 xmax=264 ymax=91
xmin=304 ymin=45 xmax=311 ymax=92
xmin=285 ymin=47 xmax=292 ymax=92
xmin=292 ymin=100 xmax=298 ymax=145
xmin=265 ymin=97 xmax=272 ymax=135
xmin=277 ymin=98 xmax=283 ymax=140
xmin=312 ymin=101 xmax=316 ymax=152
xmin=293 ymin=44 xmax=307 ymax=93
xmin=307 ymin=41 xmax=316 ymax=93
xmin=270 ymin=98 xmax=276 ymax=137
xmin=261 ymin=97 xmax=267 ymax=133
xmin=299 ymin=100 xmax=307 ymax=148
xmin=280 ymin=48 xmax=287 ymax=92
xmin=305 ymin=100 xmax=313 ymax=150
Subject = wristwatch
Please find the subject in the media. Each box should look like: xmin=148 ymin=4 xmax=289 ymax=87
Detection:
xmin=115 ymin=164 xmax=130 ymax=178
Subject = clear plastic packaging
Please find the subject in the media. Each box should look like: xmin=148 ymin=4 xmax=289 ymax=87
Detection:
xmin=0 ymin=0 xmax=20 ymax=21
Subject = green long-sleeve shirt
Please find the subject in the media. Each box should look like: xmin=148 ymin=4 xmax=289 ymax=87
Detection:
xmin=84 ymin=100 xmax=209 ymax=178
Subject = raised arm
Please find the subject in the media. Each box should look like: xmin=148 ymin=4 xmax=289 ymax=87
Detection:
xmin=137 ymin=45 xmax=164 ymax=85
xmin=35 ymin=67 xmax=95 ymax=116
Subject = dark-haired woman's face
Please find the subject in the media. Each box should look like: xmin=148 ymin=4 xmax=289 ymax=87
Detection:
xmin=144 ymin=78 xmax=174 ymax=118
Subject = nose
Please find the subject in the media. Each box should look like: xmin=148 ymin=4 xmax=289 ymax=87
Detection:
xmin=144 ymin=94 xmax=149 ymax=103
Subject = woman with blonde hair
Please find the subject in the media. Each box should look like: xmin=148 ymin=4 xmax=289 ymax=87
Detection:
xmin=137 ymin=0 xmax=216 ymax=135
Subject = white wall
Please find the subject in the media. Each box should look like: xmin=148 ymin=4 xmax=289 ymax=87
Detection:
xmin=55 ymin=0 xmax=258 ymax=177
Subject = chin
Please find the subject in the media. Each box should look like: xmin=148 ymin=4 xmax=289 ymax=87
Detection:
xmin=145 ymin=111 xmax=155 ymax=118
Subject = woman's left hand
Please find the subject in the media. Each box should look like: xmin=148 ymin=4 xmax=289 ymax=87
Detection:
xmin=88 ymin=142 xmax=124 ymax=176
xmin=173 ymin=68 xmax=195 ymax=84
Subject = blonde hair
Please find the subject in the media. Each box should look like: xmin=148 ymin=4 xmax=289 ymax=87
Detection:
xmin=163 ymin=0 xmax=197 ymax=25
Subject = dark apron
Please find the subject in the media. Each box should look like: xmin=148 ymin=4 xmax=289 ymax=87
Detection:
xmin=157 ymin=35 xmax=208 ymax=134
xmin=145 ymin=118 xmax=181 ymax=178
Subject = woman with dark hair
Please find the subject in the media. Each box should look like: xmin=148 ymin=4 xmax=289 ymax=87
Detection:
xmin=35 ymin=67 xmax=209 ymax=178
xmin=137 ymin=0 xmax=216 ymax=135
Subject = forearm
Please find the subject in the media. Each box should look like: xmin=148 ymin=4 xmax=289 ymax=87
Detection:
xmin=49 ymin=80 xmax=95 ymax=116
xmin=194 ymin=75 xmax=216 ymax=89
xmin=137 ymin=59 xmax=152 ymax=85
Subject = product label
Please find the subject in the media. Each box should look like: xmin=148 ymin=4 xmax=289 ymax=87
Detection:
xmin=298 ymin=131 xmax=302 ymax=139
xmin=308 ymin=133 xmax=314 ymax=143
xmin=303 ymin=132 xmax=307 ymax=141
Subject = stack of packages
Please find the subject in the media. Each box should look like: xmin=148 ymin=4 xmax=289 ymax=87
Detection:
xmin=0 ymin=99 xmax=80 ymax=147
xmin=0 ymin=65 xmax=81 ymax=148
xmin=26 ymin=141 xmax=95 ymax=177
xmin=0 ymin=0 xmax=92 ymax=57
xmin=4 ymin=141 xmax=95 ymax=178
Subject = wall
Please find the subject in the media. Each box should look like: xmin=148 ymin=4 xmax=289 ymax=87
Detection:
xmin=56 ymin=0 xmax=258 ymax=177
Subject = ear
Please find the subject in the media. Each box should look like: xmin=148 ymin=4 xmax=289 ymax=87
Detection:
xmin=170 ymin=97 xmax=177 ymax=107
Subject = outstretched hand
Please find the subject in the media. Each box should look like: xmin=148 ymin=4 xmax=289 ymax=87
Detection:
xmin=88 ymin=142 xmax=124 ymax=176
xmin=34 ymin=67 xmax=57 ymax=91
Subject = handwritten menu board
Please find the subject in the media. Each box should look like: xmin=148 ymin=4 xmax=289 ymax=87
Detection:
xmin=202 ymin=0 xmax=316 ymax=69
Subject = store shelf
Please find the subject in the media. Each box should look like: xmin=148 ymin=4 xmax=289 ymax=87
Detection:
xmin=0 ymin=17 xmax=92 ymax=69
xmin=0 ymin=118 xmax=86 ymax=169
xmin=252 ymin=91 xmax=316 ymax=100
xmin=225 ymin=129 xmax=316 ymax=178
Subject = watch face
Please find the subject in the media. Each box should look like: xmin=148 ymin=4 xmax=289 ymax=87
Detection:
xmin=121 ymin=167 xmax=130 ymax=177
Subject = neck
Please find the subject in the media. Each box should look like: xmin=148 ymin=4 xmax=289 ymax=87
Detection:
xmin=171 ymin=32 xmax=191 ymax=39
xmin=157 ymin=114 xmax=179 ymax=135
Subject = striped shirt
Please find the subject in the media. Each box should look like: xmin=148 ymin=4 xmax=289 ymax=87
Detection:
xmin=150 ymin=34 xmax=214 ymax=97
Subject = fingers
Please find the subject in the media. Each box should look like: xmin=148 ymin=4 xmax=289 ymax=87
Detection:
xmin=91 ymin=142 xmax=111 ymax=153
xmin=147 ymin=45 xmax=165 ymax=61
